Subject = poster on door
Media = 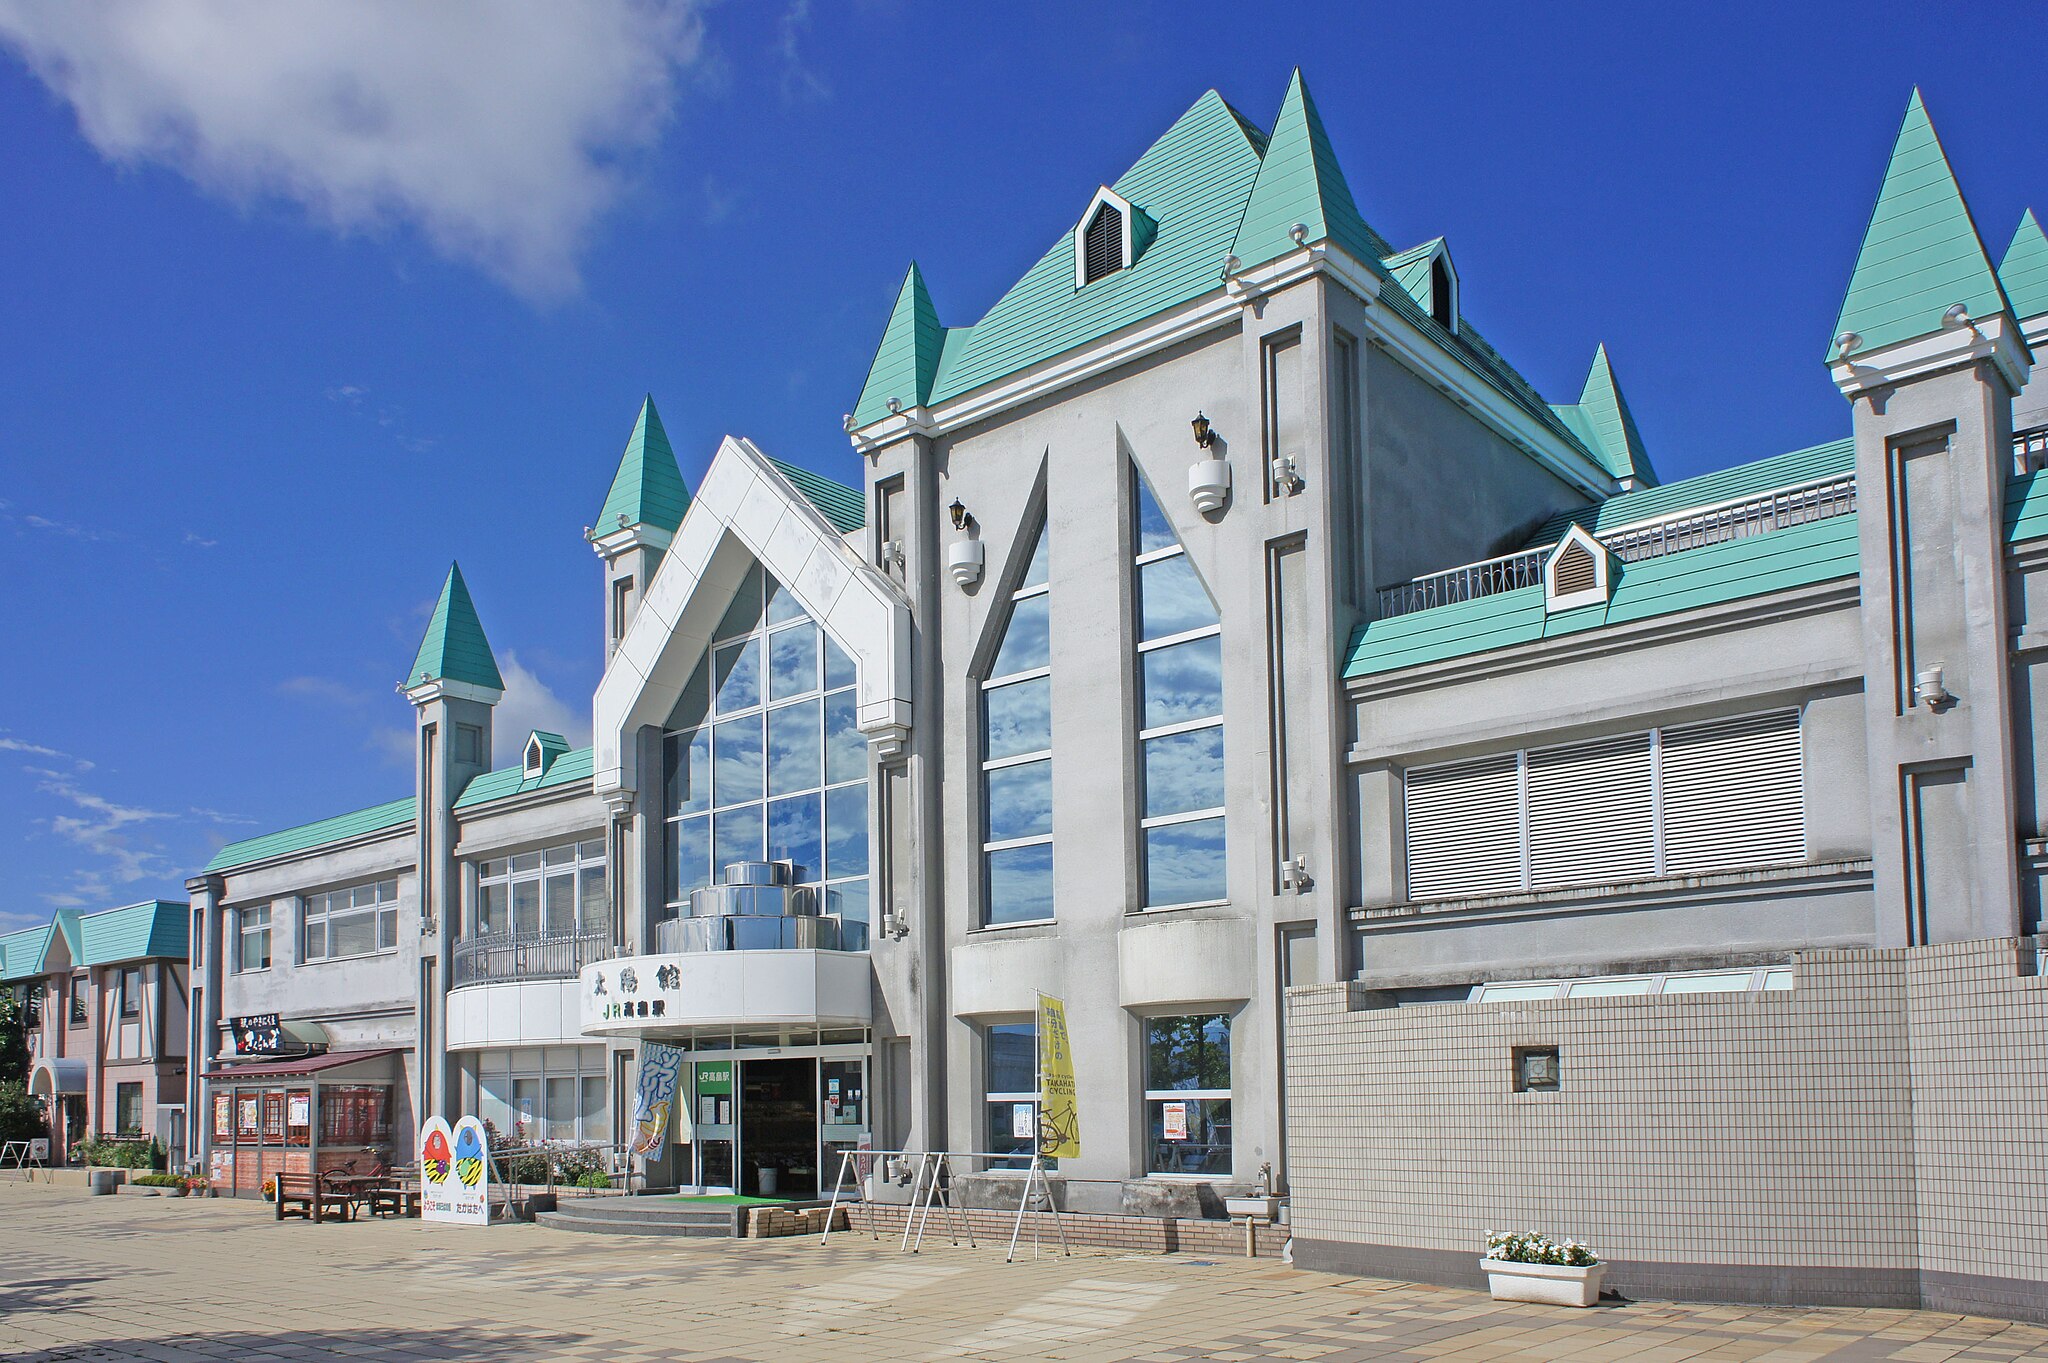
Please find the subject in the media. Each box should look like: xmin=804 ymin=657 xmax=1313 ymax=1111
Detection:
xmin=419 ymin=1115 xmax=490 ymax=1226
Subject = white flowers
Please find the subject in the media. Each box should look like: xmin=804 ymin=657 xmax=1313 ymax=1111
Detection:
xmin=1484 ymin=1229 xmax=1599 ymax=1267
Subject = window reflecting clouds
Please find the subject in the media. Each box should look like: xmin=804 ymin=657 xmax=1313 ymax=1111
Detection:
xmin=983 ymin=524 xmax=1055 ymax=926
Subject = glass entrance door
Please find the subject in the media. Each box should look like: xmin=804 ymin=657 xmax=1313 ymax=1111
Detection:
xmin=739 ymin=1058 xmax=817 ymax=1198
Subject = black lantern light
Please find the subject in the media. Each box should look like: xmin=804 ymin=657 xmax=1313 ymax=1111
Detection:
xmin=1191 ymin=412 xmax=1214 ymax=449
xmin=948 ymin=497 xmax=969 ymax=531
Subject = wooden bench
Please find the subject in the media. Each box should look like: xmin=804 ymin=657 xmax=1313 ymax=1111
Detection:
xmin=275 ymin=1171 xmax=353 ymax=1223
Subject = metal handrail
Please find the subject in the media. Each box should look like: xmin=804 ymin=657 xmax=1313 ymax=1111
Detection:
xmin=1375 ymin=473 xmax=1859 ymax=621
xmin=451 ymin=928 xmax=612 ymax=987
xmin=2017 ymin=425 xmax=2048 ymax=475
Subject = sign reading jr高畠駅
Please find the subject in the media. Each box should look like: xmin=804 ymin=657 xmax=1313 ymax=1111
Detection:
xmin=419 ymin=1116 xmax=489 ymax=1226
xmin=1035 ymin=993 xmax=1080 ymax=1160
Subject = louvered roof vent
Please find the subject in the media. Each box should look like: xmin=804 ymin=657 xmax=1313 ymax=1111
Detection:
xmin=1543 ymin=525 xmax=1611 ymax=613
xmin=1073 ymin=186 xmax=1150 ymax=289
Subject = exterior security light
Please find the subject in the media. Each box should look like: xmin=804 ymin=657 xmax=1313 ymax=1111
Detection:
xmin=1191 ymin=413 xmax=1214 ymax=449
xmin=948 ymin=498 xmax=970 ymax=531
xmin=1943 ymin=303 xmax=1972 ymax=329
xmin=1834 ymin=331 xmax=1862 ymax=358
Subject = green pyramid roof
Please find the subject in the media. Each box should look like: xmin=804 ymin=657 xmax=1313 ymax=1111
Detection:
xmin=853 ymin=264 xmax=947 ymax=427
xmin=2000 ymin=210 xmax=2048 ymax=321
xmin=595 ymin=396 xmax=691 ymax=535
xmin=405 ymin=562 xmax=504 ymax=692
xmin=924 ymin=89 xmax=1266 ymax=407
xmin=1831 ymin=90 xmax=2012 ymax=359
xmin=1555 ymin=345 xmax=1657 ymax=486
xmin=1232 ymin=69 xmax=1390 ymax=270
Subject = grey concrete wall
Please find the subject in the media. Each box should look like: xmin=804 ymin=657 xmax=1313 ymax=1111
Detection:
xmin=1286 ymin=938 xmax=2048 ymax=1323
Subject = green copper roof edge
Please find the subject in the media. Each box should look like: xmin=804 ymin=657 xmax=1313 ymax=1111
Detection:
xmin=1999 ymin=209 xmax=2048 ymax=322
xmin=454 ymin=745 xmax=595 ymax=809
xmin=1528 ymin=436 xmax=1856 ymax=548
xmin=204 ymin=796 xmax=416 ymax=873
xmin=769 ymin=457 xmax=866 ymax=534
xmin=853 ymin=263 xmax=948 ymax=428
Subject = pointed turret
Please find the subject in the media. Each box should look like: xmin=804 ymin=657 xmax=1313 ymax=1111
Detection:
xmin=852 ymin=263 xmax=946 ymax=428
xmin=404 ymin=562 xmax=504 ymax=695
xmin=1231 ymin=69 xmax=1388 ymax=271
xmin=2000 ymin=210 xmax=2048 ymax=322
xmin=1568 ymin=345 xmax=1658 ymax=488
xmin=592 ymin=396 xmax=690 ymax=538
xmin=1830 ymin=90 xmax=2013 ymax=361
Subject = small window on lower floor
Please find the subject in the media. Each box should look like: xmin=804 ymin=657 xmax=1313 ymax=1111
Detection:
xmin=1143 ymin=1014 xmax=1232 ymax=1176
xmin=114 ymin=1082 xmax=143 ymax=1136
xmin=984 ymin=1022 xmax=1045 ymax=1168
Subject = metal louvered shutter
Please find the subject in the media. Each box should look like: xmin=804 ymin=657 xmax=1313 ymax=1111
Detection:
xmin=1404 ymin=754 xmax=1524 ymax=899
xmin=1658 ymin=710 xmax=1805 ymax=875
xmin=1526 ymin=733 xmax=1657 ymax=889
xmin=1083 ymin=204 xmax=1123 ymax=284
xmin=1551 ymin=541 xmax=1598 ymax=595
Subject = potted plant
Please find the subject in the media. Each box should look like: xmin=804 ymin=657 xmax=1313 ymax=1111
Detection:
xmin=260 ymin=1176 xmax=277 ymax=1202
xmin=1481 ymin=1230 xmax=1606 ymax=1307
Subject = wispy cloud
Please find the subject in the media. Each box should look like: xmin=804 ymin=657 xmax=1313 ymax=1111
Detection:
xmin=0 ymin=498 xmax=119 ymax=543
xmin=0 ymin=734 xmax=94 ymax=772
xmin=11 ymin=747 xmax=253 ymax=905
xmin=325 ymin=382 xmax=435 ymax=453
xmin=0 ymin=0 xmax=711 ymax=301
xmin=183 ymin=530 xmax=217 ymax=548
xmin=494 ymin=652 xmax=591 ymax=765
xmin=776 ymin=0 xmax=830 ymax=103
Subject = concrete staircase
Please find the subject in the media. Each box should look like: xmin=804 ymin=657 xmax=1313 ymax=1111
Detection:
xmin=534 ymin=1197 xmax=745 ymax=1238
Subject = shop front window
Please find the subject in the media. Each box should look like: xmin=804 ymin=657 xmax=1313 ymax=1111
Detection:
xmin=1143 ymin=1013 xmax=1232 ymax=1176
xmin=473 ymin=1046 xmax=609 ymax=1146
xmin=663 ymin=565 xmax=868 ymax=945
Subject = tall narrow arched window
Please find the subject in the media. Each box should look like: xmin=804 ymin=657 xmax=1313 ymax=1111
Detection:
xmin=981 ymin=527 xmax=1054 ymax=925
xmin=1429 ymin=256 xmax=1454 ymax=331
xmin=1132 ymin=474 xmax=1226 ymax=908
xmin=1082 ymin=202 xmax=1124 ymax=285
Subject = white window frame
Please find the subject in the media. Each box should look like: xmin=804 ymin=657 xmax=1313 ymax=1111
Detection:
xmin=474 ymin=840 xmax=606 ymax=940
xmin=1473 ymin=965 xmax=1795 ymax=1001
xmin=301 ymin=880 xmax=401 ymax=964
xmin=1134 ymin=508 xmax=1227 ymax=912
xmin=234 ymin=905 xmax=272 ymax=974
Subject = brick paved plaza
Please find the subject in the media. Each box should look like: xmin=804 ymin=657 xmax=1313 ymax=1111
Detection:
xmin=3 ymin=1183 xmax=2048 ymax=1362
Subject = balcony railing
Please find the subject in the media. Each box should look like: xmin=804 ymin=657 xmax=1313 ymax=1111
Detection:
xmin=1375 ymin=474 xmax=1859 ymax=621
xmin=452 ymin=929 xmax=613 ymax=988
xmin=2017 ymin=425 xmax=2048 ymax=475
xmin=655 ymin=914 xmax=866 ymax=954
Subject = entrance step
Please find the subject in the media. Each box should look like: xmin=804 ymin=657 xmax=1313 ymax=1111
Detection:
xmin=534 ymin=1198 xmax=744 ymax=1237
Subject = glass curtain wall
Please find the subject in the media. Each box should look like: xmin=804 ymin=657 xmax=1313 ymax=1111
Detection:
xmin=664 ymin=565 xmax=869 ymax=944
xmin=981 ymin=527 xmax=1054 ymax=925
xmin=1132 ymin=475 xmax=1226 ymax=907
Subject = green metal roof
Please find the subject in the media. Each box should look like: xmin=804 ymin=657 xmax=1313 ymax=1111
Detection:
xmin=853 ymin=264 xmax=947 ymax=427
xmin=405 ymin=562 xmax=505 ymax=693
xmin=2000 ymin=210 xmax=2048 ymax=322
xmin=1831 ymin=90 xmax=2013 ymax=359
xmin=595 ymin=396 xmax=692 ymax=535
xmin=0 ymin=922 xmax=56 ymax=982
xmin=454 ymin=745 xmax=594 ymax=809
xmin=1550 ymin=345 xmax=1658 ymax=486
xmin=2003 ymin=467 xmax=2048 ymax=545
xmin=1233 ymin=69 xmax=1390 ymax=272
xmin=1382 ymin=240 xmax=1444 ymax=313
xmin=1347 ymin=509 xmax=1860 ymax=680
xmin=1528 ymin=437 xmax=1855 ymax=548
xmin=204 ymin=796 xmax=415 ymax=873
xmin=75 ymin=901 xmax=187 ymax=965
xmin=770 ymin=457 xmax=865 ymax=533
xmin=924 ymin=88 xmax=1266 ymax=407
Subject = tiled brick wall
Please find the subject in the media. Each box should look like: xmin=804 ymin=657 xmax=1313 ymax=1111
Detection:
xmin=839 ymin=1202 xmax=1288 ymax=1257
xmin=1285 ymin=940 xmax=2048 ymax=1322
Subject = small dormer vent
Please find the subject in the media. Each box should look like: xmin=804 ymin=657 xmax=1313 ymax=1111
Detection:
xmin=1552 ymin=540 xmax=1598 ymax=596
xmin=521 ymin=730 xmax=568 ymax=780
xmin=1430 ymin=256 xmax=1455 ymax=330
xmin=1083 ymin=202 xmax=1123 ymax=284
xmin=1543 ymin=525 xmax=1612 ymax=614
xmin=524 ymin=737 xmax=543 ymax=777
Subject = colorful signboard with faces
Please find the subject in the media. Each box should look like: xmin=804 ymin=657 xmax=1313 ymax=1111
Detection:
xmin=419 ymin=1115 xmax=490 ymax=1226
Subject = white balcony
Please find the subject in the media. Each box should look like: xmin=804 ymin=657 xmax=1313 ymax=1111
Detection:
xmin=578 ymin=950 xmax=871 ymax=1037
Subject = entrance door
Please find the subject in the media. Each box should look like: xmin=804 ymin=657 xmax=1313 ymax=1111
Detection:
xmin=739 ymin=1058 xmax=817 ymax=1199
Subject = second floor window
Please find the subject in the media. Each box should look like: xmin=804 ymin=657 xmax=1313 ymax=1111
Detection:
xmin=302 ymin=880 xmax=400 ymax=962
xmin=473 ymin=841 xmax=605 ymax=939
xmin=119 ymin=967 xmax=142 ymax=1018
xmin=69 ymin=973 xmax=87 ymax=1027
xmin=235 ymin=905 xmax=271 ymax=973
xmin=982 ymin=525 xmax=1053 ymax=926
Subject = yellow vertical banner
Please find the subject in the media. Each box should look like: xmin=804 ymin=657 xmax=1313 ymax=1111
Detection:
xmin=1036 ymin=992 xmax=1080 ymax=1159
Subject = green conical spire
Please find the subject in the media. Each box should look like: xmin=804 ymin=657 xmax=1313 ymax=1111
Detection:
xmin=1831 ymin=90 xmax=2011 ymax=360
xmin=2000 ymin=209 xmax=2048 ymax=321
xmin=594 ymin=396 xmax=690 ymax=535
xmin=852 ymin=263 xmax=945 ymax=428
xmin=1573 ymin=345 xmax=1657 ymax=486
xmin=1231 ymin=69 xmax=1389 ymax=271
xmin=405 ymin=562 xmax=504 ymax=693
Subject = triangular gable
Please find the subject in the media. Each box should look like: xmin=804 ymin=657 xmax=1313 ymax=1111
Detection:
xmin=2001 ymin=210 xmax=2048 ymax=322
xmin=595 ymin=436 xmax=912 ymax=801
xmin=1831 ymin=90 xmax=2014 ymax=359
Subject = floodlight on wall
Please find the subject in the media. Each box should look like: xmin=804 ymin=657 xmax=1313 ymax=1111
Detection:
xmin=1289 ymin=222 xmax=1309 ymax=246
xmin=1834 ymin=331 xmax=1863 ymax=358
xmin=1271 ymin=454 xmax=1304 ymax=496
xmin=1914 ymin=664 xmax=1954 ymax=709
xmin=1943 ymin=303 xmax=1973 ymax=329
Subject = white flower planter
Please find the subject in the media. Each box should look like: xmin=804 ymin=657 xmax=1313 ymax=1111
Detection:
xmin=1480 ymin=1258 xmax=1606 ymax=1307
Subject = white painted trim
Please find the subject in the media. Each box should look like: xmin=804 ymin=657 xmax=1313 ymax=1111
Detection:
xmin=588 ymin=523 xmax=673 ymax=562
xmin=1542 ymin=525 xmax=1611 ymax=614
xmin=402 ymin=677 xmax=504 ymax=707
xmin=592 ymin=436 xmax=912 ymax=797
xmin=1073 ymin=186 xmax=1138 ymax=289
xmin=1830 ymin=312 xmax=2032 ymax=397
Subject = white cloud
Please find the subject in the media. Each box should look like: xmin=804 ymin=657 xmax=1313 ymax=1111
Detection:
xmin=494 ymin=653 xmax=591 ymax=765
xmin=0 ymin=0 xmax=708 ymax=299
xmin=34 ymin=768 xmax=179 ymax=896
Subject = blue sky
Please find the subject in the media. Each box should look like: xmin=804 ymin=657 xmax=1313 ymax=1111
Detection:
xmin=0 ymin=1 xmax=2040 ymax=927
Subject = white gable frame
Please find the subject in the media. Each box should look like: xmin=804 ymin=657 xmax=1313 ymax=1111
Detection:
xmin=593 ymin=436 xmax=911 ymax=804
xmin=1074 ymin=186 xmax=1139 ymax=289
xmin=1542 ymin=523 xmax=1613 ymax=614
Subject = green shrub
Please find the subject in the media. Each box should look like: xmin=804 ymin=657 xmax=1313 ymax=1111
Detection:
xmin=575 ymin=1169 xmax=610 ymax=1189
xmin=74 ymin=1137 xmax=163 ymax=1170
xmin=131 ymin=1172 xmax=185 ymax=1187
xmin=0 ymin=1080 xmax=46 ymax=1145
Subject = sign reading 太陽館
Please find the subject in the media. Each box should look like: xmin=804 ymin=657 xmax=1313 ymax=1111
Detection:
xmin=581 ymin=958 xmax=688 ymax=1029
xmin=420 ymin=1115 xmax=490 ymax=1226
xmin=1036 ymin=992 xmax=1080 ymax=1160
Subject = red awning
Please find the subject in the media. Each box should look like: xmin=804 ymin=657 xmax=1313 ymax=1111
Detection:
xmin=202 ymin=1047 xmax=402 ymax=1080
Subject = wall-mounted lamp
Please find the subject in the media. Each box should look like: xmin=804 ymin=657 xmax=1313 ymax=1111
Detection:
xmin=1914 ymin=664 xmax=1954 ymax=709
xmin=948 ymin=497 xmax=973 ymax=531
xmin=1191 ymin=412 xmax=1214 ymax=450
xmin=1942 ymin=303 xmax=1974 ymax=330
xmin=1271 ymin=453 xmax=1305 ymax=496
xmin=947 ymin=537 xmax=984 ymax=587
xmin=1834 ymin=331 xmax=1863 ymax=359
xmin=1188 ymin=413 xmax=1230 ymax=515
